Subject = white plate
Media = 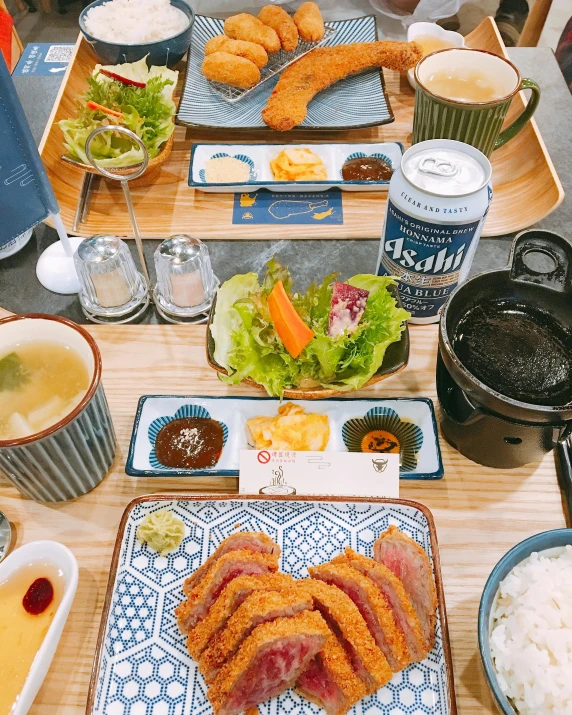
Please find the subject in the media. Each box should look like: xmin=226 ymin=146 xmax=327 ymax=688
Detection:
xmin=188 ymin=142 xmax=402 ymax=193
xmin=0 ymin=541 xmax=78 ymax=715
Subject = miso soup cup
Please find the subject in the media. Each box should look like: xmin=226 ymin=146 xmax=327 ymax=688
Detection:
xmin=0 ymin=314 xmax=116 ymax=502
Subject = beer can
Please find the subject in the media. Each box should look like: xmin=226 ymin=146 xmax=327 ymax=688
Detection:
xmin=377 ymin=139 xmax=493 ymax=324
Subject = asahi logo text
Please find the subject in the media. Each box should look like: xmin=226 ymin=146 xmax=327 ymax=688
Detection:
xmin=384 ymin=237 xmax=466 ymax=275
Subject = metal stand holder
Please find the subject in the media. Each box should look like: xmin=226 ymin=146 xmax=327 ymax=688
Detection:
xmin=81 ymin=127 xmax=152 ymax=324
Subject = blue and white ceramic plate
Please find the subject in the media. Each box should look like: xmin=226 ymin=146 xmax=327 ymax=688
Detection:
xmin=177 ymin=15 xmax=394 ymax=130
xmin=126 ymin=396 xmax=443 ymax=479
xmin=88 ymin=495 xmax=456 ymax=715
xmin=189 ymin=142 xmax=403 ymax=193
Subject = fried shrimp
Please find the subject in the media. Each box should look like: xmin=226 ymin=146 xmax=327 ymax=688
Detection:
xmin=204 ymin=36 xmax=269 ymax=69
xmin=262 ymin=41 xmax=423 ymax=131
xmin=202 ymin=52 xmax=261 ymax=89
xmin=258 ymin=5 xmax=299 ymax=52
xmin=224 ymin=13 xmax=281 ymax=54
xmin=293 ymin=2 xmax=325 ymax=43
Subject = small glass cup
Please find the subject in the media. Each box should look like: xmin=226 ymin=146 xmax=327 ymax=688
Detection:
xmin=153 ymin=235 xmax=217 ymax=323
xmin=74 ymin=235 xmax=150 ymax=324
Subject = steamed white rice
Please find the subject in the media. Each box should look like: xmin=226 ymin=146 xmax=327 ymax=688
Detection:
xmin=490 ymin=545 xmax=572 ymax=715
xmin=84 ymin=0 xmax=189 ymax=44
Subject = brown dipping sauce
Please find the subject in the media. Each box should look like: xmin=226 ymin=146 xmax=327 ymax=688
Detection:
xmin=155 ymin=417 xmax=224 ymax=469
xmin=341 ymin=156 xmax=393 ymax=182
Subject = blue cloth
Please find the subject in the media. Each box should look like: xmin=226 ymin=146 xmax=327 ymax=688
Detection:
xmin=0 ymin=52 xmax=59 ymax=244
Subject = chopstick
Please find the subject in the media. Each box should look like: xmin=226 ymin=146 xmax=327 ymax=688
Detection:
xmin=72 ymin=172 xmax=97 ymax=233
xmin=556 ymin=429 xmax=572 ymax=528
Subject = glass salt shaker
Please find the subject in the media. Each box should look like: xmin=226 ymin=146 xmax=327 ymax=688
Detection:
xmin=153 ymin=235 xmax=218 ymax=324
xmin=74 ymin=235 xmax=150 ymax=323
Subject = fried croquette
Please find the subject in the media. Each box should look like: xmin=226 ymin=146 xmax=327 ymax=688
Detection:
xmin=262 ymin=41 xmax=423 ymax=130
xmin=202 ymin=52 xmax=261 ymax=89
xmin=204 ymin=35 xmax=269 ymax=69
xmin=224 ymin=13 xmax=281 ymax=54
xmin=258 ymin=5 xmax=299 ymax=52
xmin=293 ymin=2 xmax=325 ymax=43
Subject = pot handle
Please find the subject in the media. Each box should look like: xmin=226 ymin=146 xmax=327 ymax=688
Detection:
xmin=556 ymin=427 xmax=572 ymax=527
xmin=509 ymin=230 xmax=572 ymax=293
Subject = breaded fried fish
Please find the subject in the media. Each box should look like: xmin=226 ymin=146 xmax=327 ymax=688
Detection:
xmin=293 ymin=2 xmax=325 ymax=43
xmin=262 ymin=41 xmax=423 ymax=131
xmin=224 ymin=13 xmax=281 ymax=54
xmin=202 ymin=52 xmax=260 ymax=89
xmin=258 ymin=5 xmax=299 ymax=52
xmin=204 ymin=36 xmax=269 ymax=69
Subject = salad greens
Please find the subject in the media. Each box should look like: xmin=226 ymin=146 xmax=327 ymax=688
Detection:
xmin=59 ymin=57 xmax=177 ymax=168
xmin=210 ymin=259 xmax=410 ymax=397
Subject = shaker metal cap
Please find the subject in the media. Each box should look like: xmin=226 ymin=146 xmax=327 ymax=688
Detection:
xmin=402 ymin=139 xmax=491 ymax=198
xmin=77 ymin=235 xmax=123 ymax=265
xmin=158 ymin=235 xmax=202 ymax=267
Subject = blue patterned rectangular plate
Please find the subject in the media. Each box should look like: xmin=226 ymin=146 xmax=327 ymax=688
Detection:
xmin=88 ymin=495 xmax=456 ymax=715
xmin=125 ymin=396 xmax=443 ymax=480
xmin=177 ymin=15 xmax=394 ymax=130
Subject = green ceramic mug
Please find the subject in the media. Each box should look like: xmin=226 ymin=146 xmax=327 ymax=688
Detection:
xmin=412 ymin=48 xmax=540 ymax=157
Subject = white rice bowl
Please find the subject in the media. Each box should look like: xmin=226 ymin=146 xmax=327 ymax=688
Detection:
xmin=490 ymin=545 xmax=572 ymax=715
xmin=84 ymin=0 xmax=189 ymax=45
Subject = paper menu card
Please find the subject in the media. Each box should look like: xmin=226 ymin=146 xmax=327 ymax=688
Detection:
xmin=239 ymin=450 xmax=399 ymax=498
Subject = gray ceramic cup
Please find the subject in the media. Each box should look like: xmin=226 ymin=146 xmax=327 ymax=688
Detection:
xmin=0 ymin=314 xmax=116 ymax=502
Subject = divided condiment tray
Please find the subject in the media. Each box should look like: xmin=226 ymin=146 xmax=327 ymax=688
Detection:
xmin=126 ymin=395 xmax=443 ymax=479
xmin=188 ymin=142 xmax=403 ymax=193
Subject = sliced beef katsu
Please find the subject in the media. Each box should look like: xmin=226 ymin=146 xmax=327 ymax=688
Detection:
xmin=200 ymin=588 xmax=312 ymax=682
xmin=207 ymin=610 xmax=329 ymax=715
xmin=333 ymin=548 xmax=429 ymax=661
xmin=184 ymin=572 xmax=295 ymax=657
xmin=297 ymin=579 xmax=391 ymax=693
xmin=183 ymin=532 xmax=280 ymax=596
xmin=178 ymin=550 xmax=279 ymax=631
xmin=297 ymin=634 xmax=366 ymax=715
xmin=374 ymin=525 xmax=438 ymax=649
xmin=309 ymin=562 xmax=409 ymax=672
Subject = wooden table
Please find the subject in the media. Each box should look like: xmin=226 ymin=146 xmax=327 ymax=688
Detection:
xmin=0 ymin=322 xmax=566 ymax=714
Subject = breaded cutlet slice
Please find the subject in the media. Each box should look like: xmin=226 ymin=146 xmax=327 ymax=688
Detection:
xmin=183 ymin=532 xmax=280 ymax=595
xmin=297 ymin=579 xmax=391 ymax=693
xmin=185 ymin=572 xmax=295 ymax=658
xmin=208 ymin=610 xmax=330 ymax=715
xmin=200 ymin=588 xmax=312 ymax=682
xmin=309 ymin=562 xmax=410 ymax=672
xmin=297 ymin=634 xmax=367 ymax=715
xmin=333 ymin=548 xmax=429 ymax=661
xmin=176 ymin=550 xmax=279 ymax=631
xmin=374 ymin=525 xmax=437 ymax=649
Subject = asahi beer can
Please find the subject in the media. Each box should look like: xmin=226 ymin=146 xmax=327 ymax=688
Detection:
xmin=377 ymin=139 xmax=493 ymax=323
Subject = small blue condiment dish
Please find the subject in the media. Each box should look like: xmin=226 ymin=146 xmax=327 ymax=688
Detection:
xmin=79 ymin=0 xmax=194 ymax=68
xmin=478 ymin=528 xmax=572 ymax=715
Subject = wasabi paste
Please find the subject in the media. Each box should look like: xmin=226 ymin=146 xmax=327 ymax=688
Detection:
xmin=137 ymin=510 xmax=185 ymax=556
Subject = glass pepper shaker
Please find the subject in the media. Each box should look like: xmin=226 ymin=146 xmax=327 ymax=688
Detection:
xmin=153 ymin=235 xmax=218 ymax=323
xmin=74 ymin=235 xmax=150 ymax=323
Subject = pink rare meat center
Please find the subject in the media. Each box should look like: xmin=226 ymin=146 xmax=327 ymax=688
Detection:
xmin=226 ymin=637 xmax=317 ymax=713
xmin=211 ymin=565 xmax=268 ymax=603
xmin=298 ymin=654 xmax=343 ymax=708
xmin=324 ymin=578 xmax=391 ymax=658
xmin=314 ymin=603 xmax=369 ymax=684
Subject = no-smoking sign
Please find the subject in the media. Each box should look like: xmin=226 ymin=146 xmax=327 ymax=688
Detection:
xmin=257 ymin=451 xmax=271 ymax=464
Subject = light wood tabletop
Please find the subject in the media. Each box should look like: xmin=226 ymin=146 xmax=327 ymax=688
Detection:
xmin=0 ymin=322 xmax=566 ymax=714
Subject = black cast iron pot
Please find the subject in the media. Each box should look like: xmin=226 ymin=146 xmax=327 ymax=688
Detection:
xmin=437 ymin=230 xmax=572 ymax=515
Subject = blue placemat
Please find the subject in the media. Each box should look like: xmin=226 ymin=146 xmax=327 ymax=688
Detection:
xmin=232 ymin=189 xmax=343 ymax=224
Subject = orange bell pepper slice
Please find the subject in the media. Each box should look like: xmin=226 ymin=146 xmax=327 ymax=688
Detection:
xmin=86 ymin=100 xmax=124 ymax=119
xmin=268 ymin=280 xmax=314 ymax=359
